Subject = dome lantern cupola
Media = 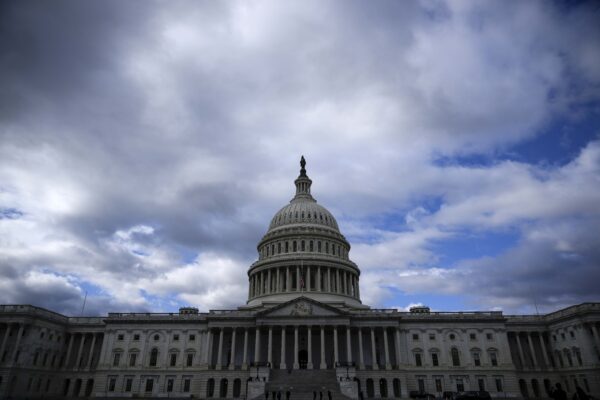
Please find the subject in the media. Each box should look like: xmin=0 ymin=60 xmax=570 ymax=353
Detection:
xmin=293 ymin=155 xmax=314 ymax=202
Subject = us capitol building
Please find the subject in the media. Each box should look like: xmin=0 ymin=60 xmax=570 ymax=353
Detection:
xmin=1 ymin=158 xmax=599 ymax=399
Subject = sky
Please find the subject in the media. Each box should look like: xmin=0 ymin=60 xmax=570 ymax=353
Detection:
xmin=1 ymin=0 xmax=600 ymax=316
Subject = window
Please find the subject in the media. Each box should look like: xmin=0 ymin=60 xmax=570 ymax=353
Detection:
xmin=129 ymin=353 xmax=137 ymax=367
xmin=108 ymin=377 xmax=116 ymax=392
xmin=285 ymin=242 xmax=289 ymax=252
xmin=451 ymin=348 xmax=460 ymax=366
xmin=570 ymin=331 xmax=575 ymax=339
xmin=187 ymin=353 xmax=194 ymax=366
xmin=470 ymin=333 xmax=476 ymax=340
xmin=413 ymin=334 xmax=419 ymax=341
xmin=184 ymin=378 xmax=191 ymax=392
xmin=486 ymin=333 xmax=493 ymax=340
xmin=553 ymin=334 xmax=557 ymax=341
xmin=575 ymin=349 xmax=582 ymax=366
xmin=429 ymin=334 xmax=436 ymax=340
xmin=125 ymin=378 xmax=132 ymax=392
xmin=117 ymin=334 xmax=124 ymax=341
xmin=473 ymin=352 xmax=481 ymax=366
xmin=167 ymin=379 xmax=174 ymax=393
xmin=478 ymin=379 xmax=485 ymax=391
xmin=149 ymin=349 xmax=158 ymax=366
xmin=495 ymin=378 xmax=503 ymax=392
xmin=310 ymin=241 xmax=314 ymax=252
xmin=449 ymin=333 xmax=456 ymax=340
xmin=293 ymin=241 xmax=297 ymax=252
xmin=456 ymin=379 xmax=464 ymax=392
xmin=435 ymin=378 xmax=443 ymax=393
xmin=174 ymin=334 xmax=179 ymax=341
xmin=207 ymin=378 xmax=215 ymax=398
xmin=189 ymin=334 xmax=196 ymax=341
xmin=154 ymin=334 xmax=160 ymax=341
xmin=278 ymin=242 xmax=281 ymax=253
xmin=133 ymin=334 xmax=140 ymax=341
xmin=33 ymin=352 xmax=39 ymax=366
xmin=145 ymin=379 xmax=154 ymax=392
xmin=415 ymin=353 xmax=422 ymax=367
xmin=113 ymin=352 xmax=121 ymax=367
xmin=418 ymin=378 xmax=425 ymax=393
xmin=301 ymin=240 xmax=305 ymax=251
xmin=490 ymin=352 xmax=498 ymax=366
xmin=318 ymin=241 xmax=321 ymax=252
xmin=432 ymin=353 xmax=439 ymax=366
xmin=561 ymin=333 xmax=566 ymax=340
xmin=170 ymin=353 xmax=177 ymax=366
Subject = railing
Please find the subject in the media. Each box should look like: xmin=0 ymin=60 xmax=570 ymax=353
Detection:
xmin=0 ymin=304 xmax=69 ymax=322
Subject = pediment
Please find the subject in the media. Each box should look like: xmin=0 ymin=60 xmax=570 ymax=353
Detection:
xmin=258 ymin=297 xmax=347 ymax=318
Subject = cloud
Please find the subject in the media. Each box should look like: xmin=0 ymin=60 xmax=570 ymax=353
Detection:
xmin=0 ymin=0 xmax=599 ymax=315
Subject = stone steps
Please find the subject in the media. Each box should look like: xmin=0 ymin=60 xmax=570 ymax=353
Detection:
xmin=266 ymin=369 xmax=350 ymax=400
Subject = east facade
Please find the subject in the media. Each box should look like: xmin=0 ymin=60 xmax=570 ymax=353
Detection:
xmin=1 ymin=159 xmax=599 ymax=399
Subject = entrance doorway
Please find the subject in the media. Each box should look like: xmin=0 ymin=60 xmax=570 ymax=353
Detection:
xmin=299 ymin=350 xmax=308 ymax=369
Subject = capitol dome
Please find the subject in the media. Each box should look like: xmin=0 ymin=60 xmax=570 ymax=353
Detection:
xmin=245 ymin=157 xmax=366 ymax=310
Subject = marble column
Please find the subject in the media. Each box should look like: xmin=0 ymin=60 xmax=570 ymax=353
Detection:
xmin=371 ymin=328 xmax=378 ymax=370
xmin=268 ymin=327 xmax=273 ymax=367
xmin=307 ymin=326 xmax=313 ymax=369
xmin=216 ymin=329 xmax=224 ymax=370
xmin=229 ymin=329 xmax=237 ymax=370
xmin=280 ymin=327 xmax=287 ymax=370
xmin=539 ymin=333 xmax=550 ymax=368
xmin=320 ymin=326 xmax=326 ymax=369
xmin=317 ymin=266 xmax=321 ymax=291
xmin=242 ymin=328 xmax=249 ymax=369
xmin=296 ymin=266 xmax=301 ymax=291
xmin=294 ymin=326 xmax=299 ymax=369
xmin=254 ymin=328 xmax=261 ymax=365
xmin=384 ymin=328 xmax=391 ymax=370
xmin=267 ymin=270 xmax=272 ymax=293
xmin=75 ymin=334 xmax=85 ymax=369
xmin=515 ymin=333 xmax=526 ymax=369
xmin=11 ymin=324 xmax=24 ymax=365
xmin=346 ymin=327 xmax=352 ymax=363
xmin=205 ymin=330 xmax=213 ymax=367
xmin=276 ymin=268 xmax=280 ymax=293
xmin=307 ymin=266 xmax=311 ymax=291
xmin=336 ymin=270 xmax=340 ymax=293
xmin=86 ymin=334 xmax=97 ymax=369
xmin=287 ymin=267 xmax=291 ymax=292
xmin=591 ymin=325 xmax=600 ymax=356
xmin=395 ymin=328 xmax=402 ymax=367
xmin=0 ymin=324 xmax=11 ymax=364
xmin=358 ymin=328 xmax=365 ymax=369
xmin=527 ymin=333 xmax=538 ymax=368
xmin=333 ymin=327 xmax=339 ymax=365
xmin=327 ymin=268 xmax=331 ymax=292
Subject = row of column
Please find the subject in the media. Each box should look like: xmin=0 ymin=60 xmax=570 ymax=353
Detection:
xmin=208 ymin=325 xmax=397 ymax=370
xmin=62 ymin=332 xmax=102 ymax=370
xmin=249 ymin=265 xmax=359 ymax=299
xmin=0 ymin=323 xmax=25 ymax=366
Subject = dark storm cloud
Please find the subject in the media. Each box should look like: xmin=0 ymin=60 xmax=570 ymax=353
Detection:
xmin=0 ymin=0 xmax=599 ymax=314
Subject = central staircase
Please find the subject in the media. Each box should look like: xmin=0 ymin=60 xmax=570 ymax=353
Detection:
xmin=265 ymin=369 xmax=350 ymax=400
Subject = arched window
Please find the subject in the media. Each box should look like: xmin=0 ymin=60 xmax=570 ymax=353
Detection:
xmin=278 ymin=242 xmax=281 ymax=254
xmin=301 ymin=240 xmax=305 ymax=251
xmin=325 ymin=242 xmax=329 ymax=253
xmin=310 ymin=241 xmax=314 ymax=252
xmin=149 ymin=349 xmax=158 ymax=367
xmin=318 ymin=241 xmax=322 ymax=252
xmin=380 ymin=378 xmax=388 ymax=398
xmin=393 ymin=379 xmax=401 ymax=398
xmin=366 ymin=379 xmax=375 ymax=398
xmin=531 ymin=379 xmax=540 ymax=397
xmin=206 ymin=378 xmax=215 ymax=398
xmin=293 ymin=241 xmax=297 ymax=252
xmin=451 ymin=348 xmax=460 ymax=366
xmin=220 ymin=378 xmax=228 ymax=398
xmin=233 ymin=378 xmax=241 ymax=398
xmin=285 ymin=242 xmax=289 ymax=253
